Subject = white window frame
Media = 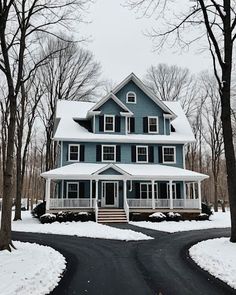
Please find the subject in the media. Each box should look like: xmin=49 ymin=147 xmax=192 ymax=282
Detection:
xmin=127 ymin=117 xmax=131 ymax=133
xmin=104 ymin=115 xmax=115 ymax=132
xmin=167 ymin=183 xmax=177 ymax=199
xmin=68 ymin=144 xmax=80 ymax=162
xmin=126 ymin=91 xmax=136 ymax=104
xmin=140 ymin=183 xmax=158 ymax=199
xmin=66 ymin=182 xmax=79 ymax=198
xmin=148 ymin=116 xmax=159 ymax=133
xmin=162 ymin=146 xmax=176 ymax=164
xmin=136 ymin=145 xmax=148 ymax=163
xmin=102 ymin=145 xmax=116 ymax=162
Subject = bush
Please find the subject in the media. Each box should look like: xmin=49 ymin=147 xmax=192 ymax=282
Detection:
xmin=31 ymin=201 xmax=46 ymax=218
xmin=55 ymin=211 xmax=94 ymax=223
xmin=40 ymin=213 xmax=57 ymax=224
xmin=197 ymin=213 xmax=210 ymax=221
xmin=166 ymin=212 xmax=182 ymax=222
xmin=148 ymin=212 xmax=166 ymax=222
xmin=202 ymin=202 xmax=213 ymax=216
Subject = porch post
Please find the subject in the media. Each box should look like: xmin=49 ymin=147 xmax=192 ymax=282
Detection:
xmin=193 ymin=182 xmax=196 ymax=199
xmin=151 ymin=180 xmax=155 ymax=209
xmin=198 ymin=181 xmax=202 ymax=209
xmin=95 ymin=180 xmax=98 ymax=201
xmin=45 ymin=178 xmax=51 ymax=211
xmin=123 ymin=179 xmax=127 ymax=204
xmin=169 ymin=180 xmax=173 ymax=209
xmin=183 ymin=181 xmax=186 ymax=208
xmin=90 ymin=180 xmax=93 ymax=207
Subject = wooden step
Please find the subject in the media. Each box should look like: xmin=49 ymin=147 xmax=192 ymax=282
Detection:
xmin=97 ymin=208 xmax=127 ymax=223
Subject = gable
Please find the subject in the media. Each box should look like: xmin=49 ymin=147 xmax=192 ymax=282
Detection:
xmin=98 ymin=167 xmax=123 ymax=175
xmin=94 ymin=98 xmax=126 ymax=115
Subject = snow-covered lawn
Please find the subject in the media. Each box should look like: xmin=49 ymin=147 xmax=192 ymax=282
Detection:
xmin=130 ymin=212 xmax=231 ymax=233
xmin=190 ymin=238 xmax=236 ymax=289
xmin=11 ymin=211 xmax=152 ymax=241
xmin=0 ymin=241 xmax=65 ymax=295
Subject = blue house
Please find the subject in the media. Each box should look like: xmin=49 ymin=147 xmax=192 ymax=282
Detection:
xmin=41 ymin=73 xmax=208 ymax=222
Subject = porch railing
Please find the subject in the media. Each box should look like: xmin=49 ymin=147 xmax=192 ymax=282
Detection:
xmin=128 ymin=198 xmax=199 ymax=209
xmin=50 ymin=198 xmax=95 ymax=209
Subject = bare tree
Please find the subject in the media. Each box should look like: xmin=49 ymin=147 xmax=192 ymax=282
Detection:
xmin=128 ymin=0 xmax=236 ymax=242
xmin=37 ymin=37 xmax=102 ymax=171
xmin=0 ymin=0 xmax=89 ymax=251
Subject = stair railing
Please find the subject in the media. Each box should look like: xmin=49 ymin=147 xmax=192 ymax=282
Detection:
xmin=124 ymin=196 xmax=129 ymax=222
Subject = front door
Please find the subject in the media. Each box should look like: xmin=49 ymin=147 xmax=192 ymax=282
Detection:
xmin=102 ymin=182 xmax=118 ymax=207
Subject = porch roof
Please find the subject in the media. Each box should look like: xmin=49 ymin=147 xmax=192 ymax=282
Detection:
xmin=41 ymin=163 xmax=208 ymax=181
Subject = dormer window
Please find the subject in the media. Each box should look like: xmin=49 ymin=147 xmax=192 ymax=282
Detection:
xmin=104 ymin=115 xmax=115 ymax=132
xmin=148 ymin=117 xmax=159 ymax=133
xmin=126 ymin=91 xmax=136 ymax=104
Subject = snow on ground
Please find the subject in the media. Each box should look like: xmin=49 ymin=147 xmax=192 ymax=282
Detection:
xmin=130 ymin=212 xmax=231 ymax=233
xmin=11 ymin=211 xmax=152 ymax=241
xmin=190 ymin=238 xmax=236 ymax=289
xmin=0 ymin=241 xmax=66 ymax=295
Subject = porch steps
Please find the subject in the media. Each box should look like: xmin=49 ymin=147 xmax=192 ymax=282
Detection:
xmin=97 ymin=209 xmax=127 ymax=223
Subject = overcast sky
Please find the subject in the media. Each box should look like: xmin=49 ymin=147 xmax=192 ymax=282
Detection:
xmin=80 ymin=0 xmax=212 ymax=84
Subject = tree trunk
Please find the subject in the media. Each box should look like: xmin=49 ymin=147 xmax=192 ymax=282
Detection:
xmin=213 ymin=178 xmax=218 ymax=212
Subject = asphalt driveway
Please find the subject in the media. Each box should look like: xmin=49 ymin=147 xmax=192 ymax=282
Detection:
xmin=12 ymin=226 xmax=234 ymax=295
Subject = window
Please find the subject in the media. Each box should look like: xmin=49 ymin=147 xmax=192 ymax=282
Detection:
xmin=69 ymin=144 xmax=80 ymax=161
xmin=167 ymin=183 xmax=177 ymax=199
xmin=104 ymin=115 xmax=115 ymax=132
xmin=126 ymin=91 xmax=136 ymax=103
xmin=102 ymin=145 xmax=116 ymax=162
xmin=67 ymin=182 xmax=79 ymax=198
xmin=140 ymin=183 xmax=158 ymax=199
xmin=148 ymin=117 xmax=159 ymax=133
xmin=136 ymin=146 xmax=148 ymax=163
xmin=162 ymin=146 xmax=176 ymax=163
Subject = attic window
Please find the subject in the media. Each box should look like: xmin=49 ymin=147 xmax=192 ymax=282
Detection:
xmin=126 ymin=91 xmax=136 ymax=104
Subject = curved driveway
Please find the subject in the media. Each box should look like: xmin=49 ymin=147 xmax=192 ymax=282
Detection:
xmin=13 ymin=226 xmax=234 ymax=295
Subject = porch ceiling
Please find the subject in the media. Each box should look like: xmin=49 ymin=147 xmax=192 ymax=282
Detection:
xmin=41 ymin=163 xmax=208 ymax=181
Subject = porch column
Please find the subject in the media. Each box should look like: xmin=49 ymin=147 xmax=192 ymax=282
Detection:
xmin=45 ymin=178 xmax=51 ymax=211
xmin=169 ymin=180 xmax=173 ymax=209
xmin=198 ymin=181 xmax=202 ymax=209
xmin=123 ymin=180 xmax=127 ymax=204
xmin=151 ymin=180 xmax=155 ymax=209
xmin=95 ymin=180 xmax=98 ymax=201
xmin=90 ymin=180 xmax=93 ymax=207
xmin=183 ymin=181 xmax=186 ymax=208
xmin=193 ymin=182 xmax=196 ymax=199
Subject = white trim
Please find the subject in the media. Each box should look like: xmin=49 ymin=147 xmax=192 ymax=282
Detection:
xmin=66 ymin=181 xmax=79 ymax=198
xmin=68 ymin=144 xmax=80 ymax=162
xmin=127 ymin=117 xmax=131 ymax=134
xmin=126 ymin=91 xmax=136 ymax=104
xmin=104 ymin=114 xmax=115 ymax=132
xmin=93 ymin=114 xmax=96 ymax=133
xmin=112 ymin=73 xmax=177 ymax=118
xmin=93 ymin=163 xmax=131 ymax=176
xmin=136 ymin=145 xmax=148 ymax=163
xmin=183 ymin=144 xmax=186 ymax=169
xmin=167 ymin=182 xmax=177 ymax=199
xmin=148 ymin=116 xmax=159 ymax=134
xmin=162 ymin=146 xmax=176 ymax=164
xmin=101 ymin=181 xmax=119 ymax=207
xmin=102 ymin=145 xmax=116 ymax=163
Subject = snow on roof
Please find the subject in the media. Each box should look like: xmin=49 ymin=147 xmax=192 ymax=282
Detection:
xmin=41 ymin=163 xmax=208 ymax=181
xmin=56 ymin=100 xmax=95 ymax=119
xmin=53 ymin=100 xmax=195 ymax=143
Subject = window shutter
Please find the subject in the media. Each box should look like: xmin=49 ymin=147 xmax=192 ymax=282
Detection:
xmin=158 ymin=146 xmax=163 ymax=163
xmin=79 ymin=182 xmax=85 ymax=198
xmin=96 ymin=145 xmax=101 ymax=161
xmin=115 ymin=116 xmax=121 ymax=132
xmin=159 ymin=183 xmax=167 ymax=199
xmin=116 ymin=145 xmax=121 ymax=162
xmin=92 ymin=182 xmax=96 ymax=198
xmin=143 ymin=117 xmax=148 ymax=133
xmin=67 ymin=145 xmax=69 ymax=161
xmin=99 ymin=116 xmax=104 ymax=132
xmin=80 ymin=145 xmax=85 ymax=162
xmin=131 ymin=145 xmax=136 ymax=162
xmin=130 ymin=117 xmax=135 ymax=133
xmin=176 ymin=183 xmax=181 ymax=199
xmin=135 ymin=182 xmax=140 ymax=198
xmin=148 ymin=146 xmax=154 ymax=163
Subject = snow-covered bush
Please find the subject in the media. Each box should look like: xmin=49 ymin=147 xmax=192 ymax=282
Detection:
xmin=31 ymin=201 xmax=46 ymax=218
xmin=56 ymin=211 xmax=93 ymax=222
xmin=166 ymin=212 xmax=182 ymax=222
xmin=197 ymin=213 xmax=210 ymax=221
xmin=40 ymin=213 xmax=57 ymax=224
xmin=149 ymin=212 xmax=166 ymax=222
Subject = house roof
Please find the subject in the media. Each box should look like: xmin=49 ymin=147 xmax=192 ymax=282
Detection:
xmin=54 ymin=100 xmax=195 ymax=143
xmin=41 ymin=163 xmax=208 ymax=181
